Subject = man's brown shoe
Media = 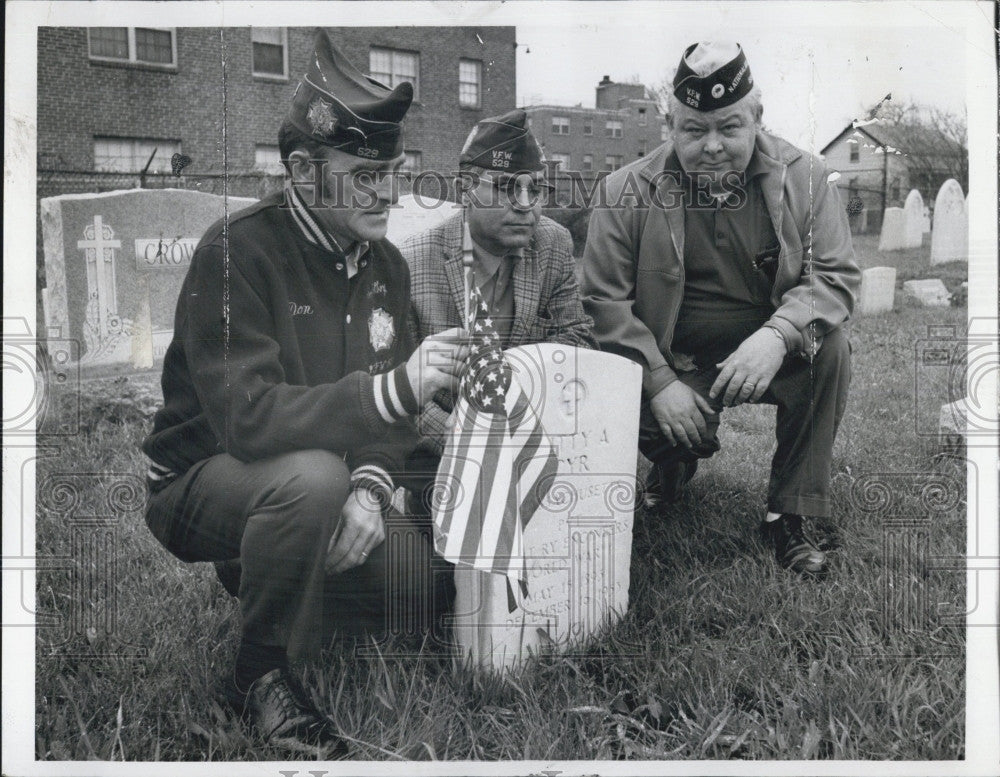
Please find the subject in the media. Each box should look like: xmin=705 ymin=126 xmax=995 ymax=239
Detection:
xmin=760 ymin=514 xmax=828 ymax=576
xmin=225 ymin=667 xmax=349 ymax=758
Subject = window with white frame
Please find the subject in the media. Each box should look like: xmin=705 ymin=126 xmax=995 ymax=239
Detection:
xmin=605 ymin=120 xmax=623 ymax=138
xmin=604 ymin=154 xmax=623 ymax=171
xmin=370 ymin=47 xmax=419 ymax=98
xmin=402 ymin=151 xmax=422 ymax=174
xmin=548 ymin=152 xmax=571 ymax=169
xmin=638 ymin=107 xmax=647 ymax=126
xmin=88 ymin=27 xmax=176 ymax=66
xmin=583 ymin=120 xmax=593 ymax=136
xmin=459 ymin=59 xmax=481 ymax=108
xmin=582 ymin=154 xmax=593 ymax=171
xmin=254 ymin=144 xmax=284 ymax=174
xmin=551 ymin=116 xmax=571 ymax=135
xmin=94 ymin=137 xmax=181 ymax=173
xmin=252 ymin=27 xmax=287 ymax=78
xmin=849 ymin=143 xmax=860 ymax=163
xmin=638 ymin=139 xmax=647 ymax=157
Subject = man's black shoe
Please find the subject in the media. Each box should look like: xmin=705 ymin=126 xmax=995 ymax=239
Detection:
xmin=760 ymin=514 xmax=828 ymax=576
xmin=643 ymin=460 xmax=698 ymax=508
xmin=223 ymin=667 xmax=349 ymax=758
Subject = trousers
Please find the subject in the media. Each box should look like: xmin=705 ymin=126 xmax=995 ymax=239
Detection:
xmin=639 ymin=327 xmax=851 ymax=517
xmin=144 ymin=449 xmax=443 ymax=659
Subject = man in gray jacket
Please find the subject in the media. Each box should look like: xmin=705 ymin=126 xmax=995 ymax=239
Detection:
xmin=581 ymin=42 xmax=860 ymax=576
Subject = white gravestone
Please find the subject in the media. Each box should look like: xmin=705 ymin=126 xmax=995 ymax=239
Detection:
xmin=922 ymin=206 xmax=931 ymax=234
xmin=902 ymin=189 xmax=924 ymax=249
xmin=857 ymin=267 xmax=896 ymax=316
xmin=877 ymin=207 xmax=907 ymax=251
xmin=938 ymin=398 xmax=968 ymax=449
xmin=903 ymin=278 xmax=951 ymax=307
xmin=385 ymin=194 xmax=458 ymax=246
xmin=42 ymin=189 xmax=256 ymax=371
xmin=930 ymin=179 xmax=968 ymax=264
xmin=451 ymin=345 xmax=642 ymax=671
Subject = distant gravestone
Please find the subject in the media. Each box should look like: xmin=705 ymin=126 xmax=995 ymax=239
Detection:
xmin=902 ymin=190 xmax=924 ymax=248
xmin=903 ymin=278 xmax=951 ymax=307
xmin=451 ymin=344 xmax=642 ymax=671
xmin=877 ymin=207 xmax=907 ymax=251
xmin=857 ymin=267 xmax=896 ymax=315
xmin=930 ymin=179 xmax=968 ymax=264
xmin=922 ymin=205 xmax=931 ymax=234
xmin=938 ymin=397 xmax=968 ymax=449
xmin=385 ymin=193 xmax=458 ymax=246
xmin=42 ymin=189 xmax=256 ymax=371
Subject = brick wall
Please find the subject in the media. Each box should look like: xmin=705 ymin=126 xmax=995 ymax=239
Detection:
xmin=37 ymin=26 xmax=517 ymax=182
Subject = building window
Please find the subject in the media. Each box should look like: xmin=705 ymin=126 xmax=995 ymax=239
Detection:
xmin=458 ymin=59 xmax=481 ymax=108
xmin=88 ymin=27 xmax=176 ymax=67
xmin=661 ymin=124 xmax=669 ymax=141
xmin=605 ymin=120 xmax=623 ymax=139
xmin=638 ymin=107 xmax=647 ymax=126
xmin=605 ymin=154 xmax=623 ymax=171
xmin=552 ymin=116 xmax=571 ymax=135
xmin=638 ymin=140 xmax=647 ymax=157
xmin=370 ymin=47 xmax=419 ymax=98
xmin=583 ymin=120 xmax=593 ymax=136
xmin=582 ymin=154 xmax=593 ymax=172
xmin=548 ymin=152 xmax=572 ymax=169
xmin=254 ymin=144 xmax=283 ymax=174
xmin=252 ymin=27 xmax=287 ymax=78
xmin=402 ymin=151 xmax=422 ymax=174
xmin=94 ymin=137 xmax=181 ymax=173
xmin=849 ymin=143 xmax=860 ymax=163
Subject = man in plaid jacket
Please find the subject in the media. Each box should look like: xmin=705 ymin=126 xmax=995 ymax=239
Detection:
xmin=400 ymin=109 xmax=596 ymax=511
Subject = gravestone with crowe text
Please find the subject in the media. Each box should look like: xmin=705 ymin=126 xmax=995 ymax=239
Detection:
xmin=41 ymin=188 xmax=256 ymax=371
xmin=450 ymin=344 xmax=642 ymax=671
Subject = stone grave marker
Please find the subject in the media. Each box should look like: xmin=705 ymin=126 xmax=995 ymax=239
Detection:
xmin=903 ymin=189 xmax=924 ymax=248
xmin=922 ymin=206 xmax=931 ymax=234
xmin=857 ymin=267 xmax=896 ymax=316
xmin=930 ymin=179 xmax=968 ymax=264
xmin=42 ymin=188 xmax=256 ymax=371
xmin=903 ymin=278 xmax=951 ymax=307
xmin=450 ymin=344 xmax=642 ymax=671
xmin=877 ymin=207 xmax=907 ymax=251
xmin=938 ymin=397 xmax=968 ymax=449
xmin=385 ymin=193 xmax=458 ymax=246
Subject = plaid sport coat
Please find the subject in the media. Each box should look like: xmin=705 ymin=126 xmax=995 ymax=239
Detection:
xmin=400 ymin=211 xmax=596 ymax=452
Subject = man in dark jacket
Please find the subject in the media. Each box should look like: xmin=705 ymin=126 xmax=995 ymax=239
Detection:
xmin=581 ymin=42 xmax=860 ymax=577
xmin=142 ymin=31 xmax=466 ymax=756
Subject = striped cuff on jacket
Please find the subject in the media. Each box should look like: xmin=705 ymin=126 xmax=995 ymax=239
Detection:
xmin=372 ymin=364 xmax=419 ymax=423
xmin=349 ymin=464 xmax=394 ymax=512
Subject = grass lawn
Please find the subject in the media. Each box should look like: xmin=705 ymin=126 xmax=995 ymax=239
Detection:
xmin=34 ymin=236 xmax=969 ymax=762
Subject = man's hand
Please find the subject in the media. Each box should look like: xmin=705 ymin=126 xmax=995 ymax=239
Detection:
xmin=650 ymin=380 xmax=716 ymax=448
xmin=406 ymin=327 xmax=470 ymax=407
xmin=325 ymin=489 xmax=384 ymax=575
xmin=710 ymin=327 xmax=787 ymax=407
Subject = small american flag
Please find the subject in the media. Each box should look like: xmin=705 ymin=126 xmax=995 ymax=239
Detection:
xmin=432 ymin=284 xmax=559 ymax=610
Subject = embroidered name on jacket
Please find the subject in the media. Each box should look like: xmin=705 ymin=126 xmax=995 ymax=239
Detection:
xmin=289 ymin=301 xmax=313 ymax=316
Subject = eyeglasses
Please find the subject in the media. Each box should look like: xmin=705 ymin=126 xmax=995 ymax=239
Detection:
xmin=471 ymin=172 xmax=555 ymax=207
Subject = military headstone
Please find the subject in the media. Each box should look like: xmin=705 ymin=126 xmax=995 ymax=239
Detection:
xmin=857 ymin=266 xmax=896 ymax=316
xmin=877 ymin=207 xmax=907 ymax=251
xmin=451 ymin=344 xmax=642 ymax=671
xmin=903 ymin=278 xmax=951 ymax=307
xmin=385 ymin=193 xmax=458 ymax=246
xmin=930 ymin=179 xmax=968 ymax=264
xmin=42 ymin=189 xmax=256 ymax=371
xmin=902 ymin=189 xmax=924 ymax=248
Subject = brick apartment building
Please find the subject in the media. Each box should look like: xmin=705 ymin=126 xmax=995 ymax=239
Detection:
xmin=37 ymin=26 xmax=517 ymax=200
xmin=524 ymin=76 xmax=667 ymax=182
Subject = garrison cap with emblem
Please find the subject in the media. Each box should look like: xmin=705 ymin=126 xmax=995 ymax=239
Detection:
xmin=288 ymin=30 xmax=413 ymax=160
xmin=459 ymin=109 xmax=545 ymax=174
xmin=673 ymin=42 xmax=754 ymax=112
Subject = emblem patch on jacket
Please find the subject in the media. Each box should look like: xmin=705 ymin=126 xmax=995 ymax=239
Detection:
xmin=369 ymin=308 xmax=395 ymax=352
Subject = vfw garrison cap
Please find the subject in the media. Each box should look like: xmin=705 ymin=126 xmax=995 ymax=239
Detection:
xmin=288 ymin=30 xmax=413 ymax=160
xmin=672 ymin=42 xmax=754 ymax=112
xmin=459 ymin=109 xmax=545 ymax=174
